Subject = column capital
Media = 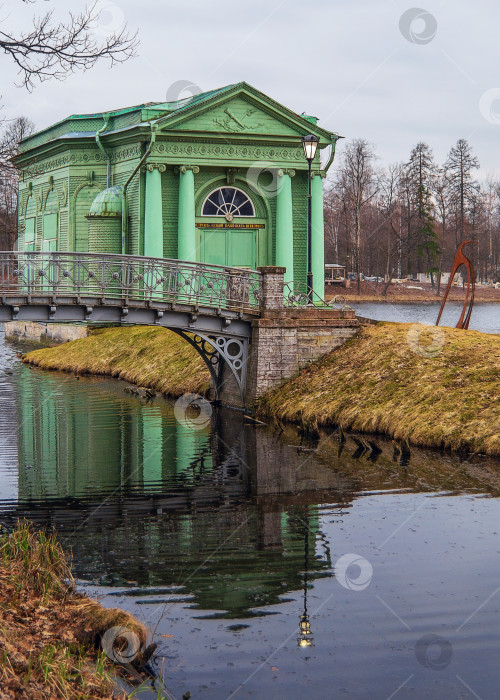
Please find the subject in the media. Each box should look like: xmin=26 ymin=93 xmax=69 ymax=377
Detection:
xmin=310 ymin=170 xmax=327 ymax=179
xmin=144 ymin=162 xmax=166 ymax=173
xmin=277 ymin=168 xmax=296 ymax=178
xmin=177 ymin=164 xmax=200 ymax=175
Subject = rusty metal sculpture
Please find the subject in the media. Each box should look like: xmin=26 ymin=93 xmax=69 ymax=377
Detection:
xmin=436 ymin=241 xmax=475 ymax=330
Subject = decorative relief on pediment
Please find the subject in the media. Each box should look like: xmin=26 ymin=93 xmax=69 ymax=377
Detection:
xmin=213 ymin=107 xmax=265 ymax=133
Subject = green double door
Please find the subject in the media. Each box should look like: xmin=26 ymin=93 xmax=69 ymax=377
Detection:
xmin=199 ymin=225 xmax=267 ymax=270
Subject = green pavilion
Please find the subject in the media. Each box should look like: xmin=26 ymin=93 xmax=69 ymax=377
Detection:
xmin=15 ymin=82 xmax=339 ymax=295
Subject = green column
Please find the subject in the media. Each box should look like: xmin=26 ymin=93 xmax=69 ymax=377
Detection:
xmin=311 ymin=173 xmax=325 ymax=298
xmin=276 ymin=169 xmax=295 ymax=280
xmin=178 ymin=165 xmax=199 ymax=261
xmin=144 ymin=164 xmax=164 ymax=258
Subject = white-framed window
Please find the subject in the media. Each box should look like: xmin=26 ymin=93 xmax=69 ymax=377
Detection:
xmin=201 ymin=187 xmax=255 ymax=218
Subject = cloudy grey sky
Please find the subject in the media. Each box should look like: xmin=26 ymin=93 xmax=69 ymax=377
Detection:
xmin=2 ymin=0 xmax=499 ymax=178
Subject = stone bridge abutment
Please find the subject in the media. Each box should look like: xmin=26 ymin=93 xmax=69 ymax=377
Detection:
xmin=218 ymin=267 xmax=359 ymax=408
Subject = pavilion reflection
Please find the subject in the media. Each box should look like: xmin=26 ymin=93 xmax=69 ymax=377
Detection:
xmin=10 ymin=366 xmax=353 ymax=618
xmin=10 ymin=363 xmax=494 ymax=619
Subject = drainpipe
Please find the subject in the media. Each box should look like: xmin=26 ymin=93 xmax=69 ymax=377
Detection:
xmin=322 ymin=135 xmax=344 ymax=174
xmin=95 ymin=115 xmax=111 ymax=188
xmin=121 ymin=122 xmax=158 ymax=255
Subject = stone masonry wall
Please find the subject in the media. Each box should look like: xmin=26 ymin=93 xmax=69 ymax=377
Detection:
xmin=244 ymin=309 xmax=358 ymax=404
xmin=218 ymin=267 xmax=359 ymax=409
xmin=5 ymin=321 xmax=88 ymax=345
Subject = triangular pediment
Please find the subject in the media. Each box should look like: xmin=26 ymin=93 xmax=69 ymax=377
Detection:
xmin=156 ymin=84 xmax=335 ymax=143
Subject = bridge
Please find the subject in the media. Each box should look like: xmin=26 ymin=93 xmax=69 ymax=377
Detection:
xmin=0 ymin=251 xmax=359 ymax=407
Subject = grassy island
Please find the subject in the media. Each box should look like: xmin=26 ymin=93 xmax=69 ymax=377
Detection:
xmin=21 ymin=322 xmax=500 ymax=456
xmin=23 ymin=326 xmax=210 ymax=398
xmin=259 ymin=323 xmax=500 ymax=457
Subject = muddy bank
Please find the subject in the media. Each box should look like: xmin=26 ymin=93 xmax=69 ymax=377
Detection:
xmin=0 ymin=522 xmax=150 ymax=699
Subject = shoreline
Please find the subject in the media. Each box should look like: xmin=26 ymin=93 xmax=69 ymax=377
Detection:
xmin=21 ymin=325 xmax=210 ymax=400
xmin=0 ymin=522 xmax=151 ymax=699
xmin=257 ymin=323 xmax=500 ymax=457
xmin=19 ymin=321 xmax=500 ymax=457
xmin=343 ymin=298 xmax=500 ymax=305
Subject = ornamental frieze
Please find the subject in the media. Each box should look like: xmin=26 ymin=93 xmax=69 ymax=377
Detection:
xmin=21 ymin=154 xmax=70 ymax=176
xmin=110 ymin=145 xmax=142 ymax=162
xmin=152 ymin=141 xmax=303 ymax=162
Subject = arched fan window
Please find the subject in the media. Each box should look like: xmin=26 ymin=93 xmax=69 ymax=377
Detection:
xmin=202 ymin=187 xmax=255 ymax=219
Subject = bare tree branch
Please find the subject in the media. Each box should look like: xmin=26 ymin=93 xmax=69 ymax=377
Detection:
xmin=0 ymin=1 xmax=138 ymax=90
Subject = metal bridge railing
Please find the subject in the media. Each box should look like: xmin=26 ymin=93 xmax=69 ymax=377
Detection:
xmin=0 ymin=252 xmax=262 ymax=315
xmin=284 ymin=281 xmax=351 ymax=309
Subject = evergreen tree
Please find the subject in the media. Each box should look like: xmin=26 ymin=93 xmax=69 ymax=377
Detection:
xmin=444 ymin=139 xmax=480 ymax=245
xmin=416 ymin=185 xmax=440 ymax=285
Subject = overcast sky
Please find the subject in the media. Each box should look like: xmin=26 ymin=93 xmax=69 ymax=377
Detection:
xmin=2 ymin=0 xmax=499 ymax=179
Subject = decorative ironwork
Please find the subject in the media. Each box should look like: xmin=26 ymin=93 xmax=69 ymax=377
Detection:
xmin=436 ymin=241 xmax=475 ymax=330
xmin=284 ymin=281 xmax=349 ymax=309
xmin=0 ymin=251 xmax=261 ymax=315
xmin=171 ymin=330 xmax=248 ymax=399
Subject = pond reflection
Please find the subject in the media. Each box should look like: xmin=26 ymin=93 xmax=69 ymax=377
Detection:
xmin=3 ymin=342 xmax=500 ymax=699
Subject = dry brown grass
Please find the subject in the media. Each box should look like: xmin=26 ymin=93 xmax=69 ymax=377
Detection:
xmin=0 ymin=522 xmax=147 ymax=699
xmin=23 ymin=326 xmax=211 ymax=397
xmin=258 ymin=322 xmax=500 ymax=456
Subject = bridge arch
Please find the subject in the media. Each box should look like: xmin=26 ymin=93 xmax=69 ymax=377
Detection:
xmin=169 ymin=329 xmax=248 ymax=401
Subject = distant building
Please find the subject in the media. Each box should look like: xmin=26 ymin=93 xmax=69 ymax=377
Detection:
xmin=14 ymin=83 xmax=339 ymax=295
xmin=416 ymin=272 xmax=463 ymax=285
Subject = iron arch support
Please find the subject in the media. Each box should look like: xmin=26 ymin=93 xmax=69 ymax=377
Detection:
xmin=169 ymin=329 xmax=248 ymax=401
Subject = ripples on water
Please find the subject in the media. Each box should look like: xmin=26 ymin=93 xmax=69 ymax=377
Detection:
xmin=1 ymin=326 xmax=500 ymax=699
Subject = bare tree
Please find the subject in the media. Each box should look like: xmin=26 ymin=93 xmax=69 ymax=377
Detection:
xmin=483 ymin=178 xmax=498 ymax=281
xmin=337 ymin=139 xmax=378 ymax=294
xmin=0 ymin=116 xmax=35 ymax=249
xmin=377 ymin=163 xmax=401 ymax=290
xmin=432 ymin=167 xmax=451 ymax=295
xmin=0 ymin=2 xmax=138 ymax=90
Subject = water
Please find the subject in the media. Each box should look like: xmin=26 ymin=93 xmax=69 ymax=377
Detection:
xmin=350 ymin=302 xmax=500 ymax=334
xmin=1 ymin=327 xmax=500 ymax=699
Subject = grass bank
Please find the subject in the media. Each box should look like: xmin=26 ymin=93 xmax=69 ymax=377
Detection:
xmin=258 ymin=322 xmax=500 ymax=457
xmin=0 ymin=521 xmax=148 ymax=699
xmin=23 ymin=326 xmax=210 ymax=398
xmin=21 ymin=322 xmax=500 ymax=456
